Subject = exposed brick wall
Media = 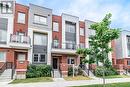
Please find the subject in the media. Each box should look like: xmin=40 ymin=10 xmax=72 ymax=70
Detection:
xmin=79 ymin=21 xmax=85 ymax=44
xmin=14 ymin=3 xmax=29 ymax=35
xmin=52 ymin=15 xmax=62 ymax=48
xmin=0 ymin=48 xmax=15 ymax=64
xmin=111 ymin=40 xmax=117 ymax=65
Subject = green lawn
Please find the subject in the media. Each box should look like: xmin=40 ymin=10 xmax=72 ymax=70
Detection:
xmin=10 ymin=77 xmax=53 ymax=84
xmin=104 ymin=75 xmax=130 ymax=79
xmin=64 ymin=76 xmax=92 ymax=81
xmin=72 ymin=82 xmax=130 ymax=87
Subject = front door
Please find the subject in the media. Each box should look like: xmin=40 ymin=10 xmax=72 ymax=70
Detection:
xmin=53 ymin=58 xmax=58 ymax=69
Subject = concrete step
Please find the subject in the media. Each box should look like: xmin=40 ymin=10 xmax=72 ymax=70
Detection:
xmin=53 ymin=70 xmax=61 ymax=78
xmin=0 ymin=69 xmax=12 ymax=80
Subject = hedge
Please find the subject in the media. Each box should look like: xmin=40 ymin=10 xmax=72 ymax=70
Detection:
xmin=95 ymin=66 xmax=118 ymax=77
xmin=26 ymin=64 xmax=52 ymax=78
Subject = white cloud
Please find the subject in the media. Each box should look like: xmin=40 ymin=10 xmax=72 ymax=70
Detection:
xmin=58 ymin=0 xmax=130 ymax=30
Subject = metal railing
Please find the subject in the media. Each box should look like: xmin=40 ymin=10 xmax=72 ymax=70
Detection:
xmin=0 ymin=62 xmax=15 ymax=79
xmin=52 ymin=42 xmax=78 ymax=50
xmin=10 ymin=34 xmax=30 ymax=44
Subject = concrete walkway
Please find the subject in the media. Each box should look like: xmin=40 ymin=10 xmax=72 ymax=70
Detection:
xmin=1 ymin=78 xmax=130 ymax=87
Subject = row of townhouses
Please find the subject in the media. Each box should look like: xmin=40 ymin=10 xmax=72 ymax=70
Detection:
xmin=0 ymin=0 xmax=130 ymax=79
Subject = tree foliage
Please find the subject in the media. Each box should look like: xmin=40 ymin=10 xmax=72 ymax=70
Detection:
xmin=77 ymin=13 xmax=120 ymax=67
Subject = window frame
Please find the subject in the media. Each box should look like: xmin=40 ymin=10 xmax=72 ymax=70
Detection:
xmin=80 ymin=28 xmax=85 ymax=36
xmin=17 ymin=53 xmax=26 ymax=61
xmin=68 ymin=57 xmax=75 ymax=65
xmin=34 ymin=14 xmax=47 ymax=25
xmin=33 ymin=53 xmax=46 ymax=63
xmin=53 ymin=22 xmax=59 ymax=32
xmin=17 ymin=12 xmax=26 ymax=24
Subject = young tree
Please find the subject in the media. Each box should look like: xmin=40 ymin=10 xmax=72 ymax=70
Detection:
xmin=77 ymin=13 xmax=120 ymax=87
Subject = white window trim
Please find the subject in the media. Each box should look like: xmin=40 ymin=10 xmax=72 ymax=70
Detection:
xmin=17 ymin=12 xmax=26 ymax=24
xmin=34 ymin=14 xmax=47 ymax=25
xmin=33 ymin=53 xmax=46 ymax=63
xmin=80 ymin=28 xmax=85 ymax=36
xmin=53 ymin=22 xmax=59 ymax=32
xmin=68 ymin=57 xmax=75 ymax=65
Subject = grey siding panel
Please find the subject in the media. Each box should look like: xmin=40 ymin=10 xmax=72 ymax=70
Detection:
xmin=65 ymin=32 xmax=76 ymax=42
xmin=29 ymin=4 xmax=52 ymax=30
xmin=33 ymin=45 xmax=47 ymax=53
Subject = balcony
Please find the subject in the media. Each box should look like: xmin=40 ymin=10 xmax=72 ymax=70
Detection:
xmin=51 ymin=42 xmax=78 ymax=54
xmin=9 ymin=34 xmax=31 ymax=49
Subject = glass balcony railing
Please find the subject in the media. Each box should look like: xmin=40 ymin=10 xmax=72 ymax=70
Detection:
xmin=10 ymin=34 xmax=30 ymax=44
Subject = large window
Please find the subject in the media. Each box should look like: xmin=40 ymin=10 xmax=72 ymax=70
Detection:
xmin=65 ymin=22 xmax=76 ymax=33
xmin=53 ymin=22 xmax=59 ymax=32
xmin=34 ymin=15 xmax=47 ymax=25
xmin=127 ymin=60 xmax=130 ymax=65
xmin=80 ymin=28 xmax=85 ymax=36
xmin=18 ymin=12 xmax=25 ymax=24
xmin=0 ymin=52 xmax=6 ymax=62
xmin=34 ymin=33 xmax=47 ymax=46
xmin=127 ymin=36 xmax=130 ymax=57
xmin=33 ymin=54 xmax=46 ymax=63
xmin=68 ymin=57 xmax=75 ymax=64
xmin=0 ymin=18 xmax=7 ymax=43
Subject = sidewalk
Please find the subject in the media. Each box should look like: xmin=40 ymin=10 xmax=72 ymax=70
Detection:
xmin=2 ymin=78 xmax=130 ymax=87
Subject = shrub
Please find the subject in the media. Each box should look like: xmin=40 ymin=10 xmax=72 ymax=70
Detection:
xmin=26 ymin=64 xmax=52 ymax=78
xmin=95 ymin=66 xmax=118 ymax=77
xmin=68 ymin=66 xmax=83 ymax=76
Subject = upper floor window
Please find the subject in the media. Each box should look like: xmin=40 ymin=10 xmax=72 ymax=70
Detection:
xmin=0 ymin=18 xmax=7 ymax=43
xmin=65 ymin=21 xmax=76 ymax=33
xmin=80 ymin=43 xmax=85 ymax=48
xmin=53 ymin=22 xmax=59 ymax=32
xmin=0 ymin=1 xmax=13 ymax=14
xmin=34 ymin=33 xmax=47 ymax=46
xmin=18 ymin=12 xmax=25 ymax=24
xmin=80 ymin=28 xmax=85 ymax=36
xmin=34 ymin=15 xmax=47 ymax=25
xmin=127 ymin=36 xmax=130 ymax=57
xmin=53 ymin=39 xmax=59 ymax=48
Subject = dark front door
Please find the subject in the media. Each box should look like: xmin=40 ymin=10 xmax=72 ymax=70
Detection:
xmin=53 ymin=58 xmax=58 ymax=69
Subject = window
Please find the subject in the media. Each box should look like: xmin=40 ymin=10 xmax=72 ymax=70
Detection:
xmin=53 ymin=22 xmax=59 ymax=32
xmin=0 ymin=52 xmax=6 ymax=62
xmin=0 ymin=1 xmax=13 ymax=14
xmin=34 ymin=33 xmax=47 ymax=46
xmin=68 ymin=57 xmax=75 ymax=64
xmin=0 ymin=18 xmax=8 ymax=43
xmin=128 ymin=60 xmax=130 ymax=65
xmin=34 ymin=54 xmax=38 ymax=62
xmin=34 ymin=15 xmax=47 ymax=25
xmin=18 ymin=12 xmax=25 ymax=24
xmin=33 ymin=54 xmax=46 ymax=63
xmin=17 ymin=54 xmax=26 ymax=61
xmin=0 ymin=30 xmax=7 ymax=42
xmin=80 ymin=43 xmax=85 ymax=48
xmin=127 ymin=36 xmax=130 ymax=57
xmin=65 ymin=22 xmax=76 ymax=33
xmin=53 ymin=39 xmax=59 ymax=48
xmin=80 ymin=28 xmax=85 ymax=36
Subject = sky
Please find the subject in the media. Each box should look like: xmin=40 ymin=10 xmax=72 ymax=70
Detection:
xmin=16 ymin=0 xmax=130 ymax=31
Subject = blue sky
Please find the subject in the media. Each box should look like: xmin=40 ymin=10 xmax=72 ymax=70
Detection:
xmin=17 ymin=0 xmax=130 ymax=30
